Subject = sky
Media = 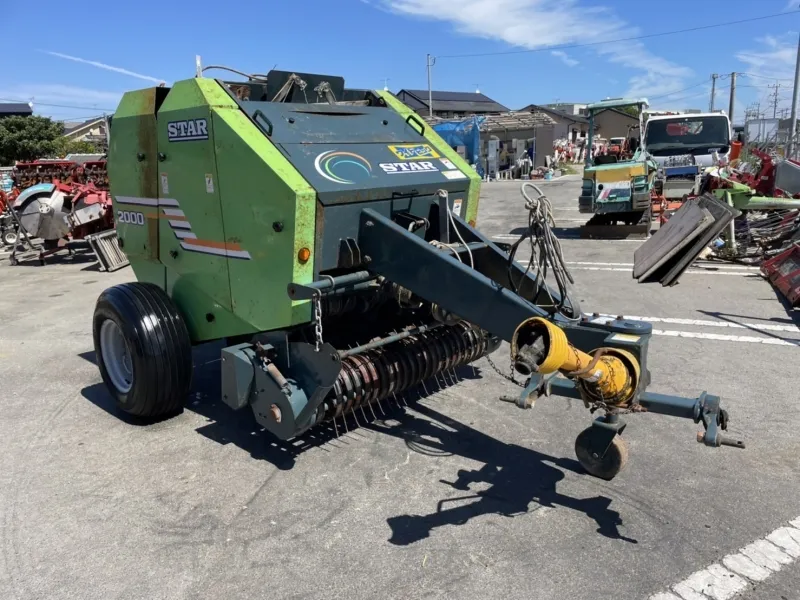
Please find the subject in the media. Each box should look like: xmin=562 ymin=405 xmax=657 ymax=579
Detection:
xmin=2 ymin=0 xmax=800 ymax=125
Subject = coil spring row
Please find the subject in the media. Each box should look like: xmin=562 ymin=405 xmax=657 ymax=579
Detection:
xmin=319 ymin=321 xmax=489 ymax=423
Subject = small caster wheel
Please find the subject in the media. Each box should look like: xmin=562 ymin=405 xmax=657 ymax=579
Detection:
xmin=575 ymin=427 xmax=629 ymax=480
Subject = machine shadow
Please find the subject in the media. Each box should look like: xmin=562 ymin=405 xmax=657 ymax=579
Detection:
xmin=376 ymin=402 xmax=637 ymax=546
xmin=79 ymin=341 xmax=487 ymax=471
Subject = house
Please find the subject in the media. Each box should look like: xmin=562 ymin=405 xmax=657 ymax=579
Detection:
xmin=395 ymin=89 xmax=509 ymax=119
xmin=543 ymin=102 xmax=588 ymax=116
xmin=592 ymin=108 xmax=640 ymax=140
xmin=0 ymin=102 xmax=33 ymax=118
xmin=518 ymin=104 xmax=589 ymax=143
xmin=62 ymin=117 xmax=108 ymax=145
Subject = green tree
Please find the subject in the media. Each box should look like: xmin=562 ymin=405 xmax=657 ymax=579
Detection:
xmin=620 ymin=106 xmax=640 ymax=117
xmin=0 ymin=115 xmax=65 ymax=165
xmin=52 ymin=137 xmax=101 ymax=157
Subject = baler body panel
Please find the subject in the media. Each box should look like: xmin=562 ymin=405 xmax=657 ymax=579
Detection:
xmin=211 ymin=102 xmax=318 ymax=330
xmin=107 ymin=87 xmax=166 ymax=284
xmin=157 ymin=80 xmax=236 ymax=341
xmin=238 ymin=101 xmax=471 ymax=206
xmin=376 ymin=90 xmax=483 ymax=226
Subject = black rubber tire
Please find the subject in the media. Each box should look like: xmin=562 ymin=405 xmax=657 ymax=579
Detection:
xmin=92 ymin=282 xmax=192 ymax=418
xmin=575 ymin=428 xmax=629 ymax=480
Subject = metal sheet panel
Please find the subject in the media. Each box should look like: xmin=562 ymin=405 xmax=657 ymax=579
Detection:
xmin=663 ymin=194 xmax=740 ymax=286
xmin=633 ymin=194 xmax=739 ymax=286
xmin=633 ymin=202 xmax=714 ymax=281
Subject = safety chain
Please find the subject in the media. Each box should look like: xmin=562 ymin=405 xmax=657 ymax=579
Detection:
xmin=485 ymin=353 xmax=524 ymax=388
xmin=312 ymin=290 xmax=324 ymax=352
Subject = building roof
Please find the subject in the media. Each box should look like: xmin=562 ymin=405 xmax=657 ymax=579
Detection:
xmin=63 ymin=117 xmax=105 ymax=138
xmin=594 ymin=107 xmax=639 ymax=120
xmin=586 ymin=97 xmax=649 ymax=111
xmin=0 ymin=102 xmax=33 ymax=117
xmin=518 ymin=104 xmax=589 ymax=124
xmin=397 ymin=89 xmax=509 ymax=113
xmin=421 ymin=111 xmax=556 ymax=132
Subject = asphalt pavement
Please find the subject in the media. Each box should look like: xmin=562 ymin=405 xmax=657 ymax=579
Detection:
xmin=0 ymin=176 xmax=798 ymax=600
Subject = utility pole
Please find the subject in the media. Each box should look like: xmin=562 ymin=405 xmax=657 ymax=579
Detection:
xmin=426 ymin=54 xmax=436 ymax=118
xmin=768 ymin=83 xmax=782 ymax=118
xmin=728 ymin=72 xmax=737 ymax=122
xmin=382 ymin=78 xmax=390 ymax=91
xmin=710 ymin=73 xmax=718 ymax=111
xmin=788 ymin=32 xmax=800 ymax=159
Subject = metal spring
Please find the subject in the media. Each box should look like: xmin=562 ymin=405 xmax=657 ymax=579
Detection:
xmin=319 ymin=321 xmax=488 ymax=423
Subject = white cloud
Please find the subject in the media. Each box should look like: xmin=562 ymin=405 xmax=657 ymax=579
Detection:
xmin=376 ymin=0 xmax=692 ymax=97
xmin=551 ymin=50 xmax=578 ymax=67
xmin=736 ymin=33 xmax=797 ymax=80
xmin=40 ymin=51 xmax=165 ymax=85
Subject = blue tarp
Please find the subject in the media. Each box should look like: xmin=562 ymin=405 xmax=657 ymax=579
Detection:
xmin=432 ymin=116 xmax=485 ymax=177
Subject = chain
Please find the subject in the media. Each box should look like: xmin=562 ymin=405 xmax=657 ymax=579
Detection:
xmin=312 ymin=291 xmax=323 ymax=351
xmin=485 ymin=353 xmax=524 ymax=387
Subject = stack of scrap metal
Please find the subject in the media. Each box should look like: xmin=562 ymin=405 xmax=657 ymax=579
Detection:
xmin=633 ymin=193 xmax=740 ymax=286
xmin=761 ymin=243 xmax=800 ymax=307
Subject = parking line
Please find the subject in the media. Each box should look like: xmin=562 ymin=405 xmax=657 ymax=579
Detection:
xmin=567 ymin=261 xmax=759 ymax=272
xmin=648 ymin=517 xmax=800 ymax=600
xmin=651 ymin=329 xmax=799 ymax=347
xmin=512 ymin=260 xmax=752 ymax=277
xmin=569 ymin=266 xmax=749 ymax=276
xmin=598 ymin=314 xmax=800 ymax=334
xmin=493 ymin=234 xmax=647 ymax=243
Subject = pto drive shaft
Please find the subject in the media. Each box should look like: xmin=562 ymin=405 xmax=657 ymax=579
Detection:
xmin=511 ymin=317 xmax=640 ymax=408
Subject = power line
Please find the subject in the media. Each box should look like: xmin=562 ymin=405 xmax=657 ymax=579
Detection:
xmin=436 ymin=9 xmax=800 ymax=59
xmin=647 ymin=81 xmax=708 ymax=101
xmin=742 ymin=72 xmax=795 ymax=82
xmin=0 ymin=97 xmax=115 ymax=112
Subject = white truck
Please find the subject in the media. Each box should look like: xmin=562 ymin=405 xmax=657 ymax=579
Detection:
xmin=643 ymin=111 xmax=732 ymax=199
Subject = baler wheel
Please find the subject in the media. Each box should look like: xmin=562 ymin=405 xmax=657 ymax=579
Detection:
xmin=574 ymin=428 xmax=629 ymax=480
xmin=93 ymin=283 xmax=192 ymax=419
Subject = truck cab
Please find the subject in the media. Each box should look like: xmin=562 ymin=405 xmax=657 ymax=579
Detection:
xmin=644 ymin=111 xmax=731 ymax=200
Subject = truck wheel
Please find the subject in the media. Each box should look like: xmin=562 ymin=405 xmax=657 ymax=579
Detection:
xmin=93 ymin=283 xmax=192 ymax=418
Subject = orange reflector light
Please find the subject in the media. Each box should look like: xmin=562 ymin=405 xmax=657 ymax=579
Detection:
xmin=468 ymin=219 xmax=476 ymax=227
xmin=298 ymin=247 xmax=311 ymax=263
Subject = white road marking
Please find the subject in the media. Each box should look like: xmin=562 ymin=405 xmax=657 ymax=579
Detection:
xmin=569 ymin=266 xmax=749 ymax=276
xmin=597 ymin=314 xmax=800 ymax=334
xmin=556 ymin=218 xmax=591 ymax=222
xmin=567 ymin=261 xmax=759 ymax=272
xmin=649 ymin=517 xmax=800 ymax=600
xmin=652 ymin=329 xmax=799 ymax=347
xmin=492 ymin=234 xmax=647 ymax=243
xmin=512 ymin=259 xmax=753 ymax=277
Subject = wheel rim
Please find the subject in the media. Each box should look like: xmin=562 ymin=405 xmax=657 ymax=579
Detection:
xmin=100 ymin=319 xmax=134 ymax=393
